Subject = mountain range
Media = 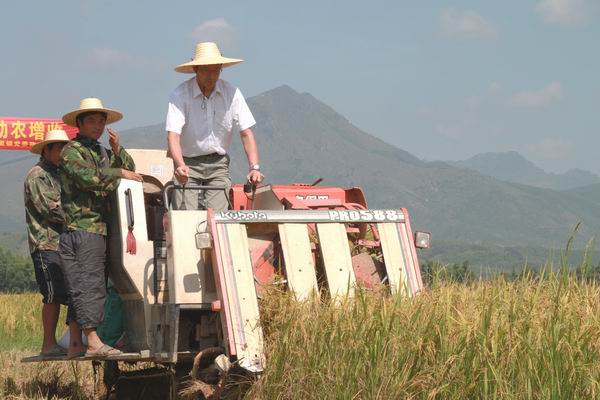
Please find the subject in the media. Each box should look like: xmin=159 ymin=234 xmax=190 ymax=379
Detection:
xmin=1 ymin=85 xmax=599 ymax=261
xmin=448 ymin=152 xmax=600 ymax=190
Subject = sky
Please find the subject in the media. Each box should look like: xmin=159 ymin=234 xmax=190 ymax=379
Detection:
xmin=0 ymin=0 xmax=598 ymax=174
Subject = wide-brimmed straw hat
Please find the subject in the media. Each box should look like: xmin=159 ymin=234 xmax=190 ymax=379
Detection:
xmin=62 ymin=97 xmax=123 ymax=127
xmin=174 ymin=42 xmax=243 ymax=73
xmin=30 ymin=129 xmax=70 ymax=155
xmin=141 ymin=174 xmax=164 ymax=194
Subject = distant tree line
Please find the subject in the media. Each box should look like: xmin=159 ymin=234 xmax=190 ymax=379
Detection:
xmin=421 ymin=258 xmax=600 ymax=287
xmin=0 ymin=246 xmax=36 ymax=292
xmin=4 ymin=243 xmax=600 ymax=292
xmin=421 ymin=260 xmax=474 ymax=286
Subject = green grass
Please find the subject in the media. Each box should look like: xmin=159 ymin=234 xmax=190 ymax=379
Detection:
xmin=0 ymin=293 xmax=49 ymax=351
xmin=0 ymin=294 xmax=95 ymax=399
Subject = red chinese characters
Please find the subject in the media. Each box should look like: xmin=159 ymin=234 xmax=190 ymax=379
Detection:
xmin=0 ymin=117 xmax=78 ymax=151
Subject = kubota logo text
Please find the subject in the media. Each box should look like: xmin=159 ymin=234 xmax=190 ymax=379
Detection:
xmin=219 ymin=211 xmax=268 ymax=221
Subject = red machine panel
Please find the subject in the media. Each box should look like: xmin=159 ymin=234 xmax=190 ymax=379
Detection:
xmin=230 ymin=183 xmax=368 ymax=211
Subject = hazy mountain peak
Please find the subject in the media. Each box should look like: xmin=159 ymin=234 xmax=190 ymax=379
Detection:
xmin=256 ymin=84 xmax=299 ymax=98
xmin=466 ymin=151 xmax=537 ymax=168
xmin=449 ymin=151 xmax=600 ymax=190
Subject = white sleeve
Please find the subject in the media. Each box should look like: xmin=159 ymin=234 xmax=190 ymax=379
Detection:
xmin=232 ymin=89 xmax=256 ymax=132
xmin=165 ymin=91 xmax=186 ymax=134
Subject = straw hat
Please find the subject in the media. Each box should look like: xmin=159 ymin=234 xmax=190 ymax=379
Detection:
xmin=141 ymin=174 xmax=164 ymax=194
xmin=30 ymin=129 xmax=70 ymax=154
xmin=62 ymin=97 xmax=123 ymax=127
xmin=175 ymin=42 xmax=243 ymax=73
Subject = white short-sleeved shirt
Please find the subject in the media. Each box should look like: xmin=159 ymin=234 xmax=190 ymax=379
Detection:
xmin=166 ymin=78 xmax=256 ymax=157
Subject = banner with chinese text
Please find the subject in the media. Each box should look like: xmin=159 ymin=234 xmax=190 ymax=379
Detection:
xmin=0 ymin=117 xmax=78 ymax=151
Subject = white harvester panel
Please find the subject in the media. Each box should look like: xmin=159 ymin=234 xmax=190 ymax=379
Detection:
xmin=278 ymin=223 xmax=319 ymax=302
xmin=377 ymin=222 xmax=410 ymax=296
xmin=166 ymin=210 xmax=217 ymax=305
xmin=396 ymin=215 xmax=424 ymax=295
xmin=113 ymin=180 xmax=153 ymax=300
xmin=212 ymin=221 xmax=265 ymax=372
xmin=316 ymin=223 xmax=356 ymax=301
xmin=112 ymin=149 xmax=175 ymax=304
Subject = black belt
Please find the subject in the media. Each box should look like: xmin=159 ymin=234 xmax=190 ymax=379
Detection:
xmin=183 ymin=153 xmax=221 ymax=159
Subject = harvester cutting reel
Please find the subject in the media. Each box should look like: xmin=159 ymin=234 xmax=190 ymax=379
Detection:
xmin=162 ymin=183 xmax=430 ymax=396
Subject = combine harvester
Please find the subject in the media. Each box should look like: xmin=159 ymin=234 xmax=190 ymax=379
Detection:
xmin=23 ymin=149 xmax=430 ymax=399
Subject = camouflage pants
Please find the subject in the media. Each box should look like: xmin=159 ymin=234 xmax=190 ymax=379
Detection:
xmin=59 ymin=231 xmax=106 ymax=330
xmin=172 ymin=153 xmax=231 ymax=212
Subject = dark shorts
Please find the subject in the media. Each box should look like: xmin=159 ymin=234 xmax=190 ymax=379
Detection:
xmin=31 ymin=250 xmax=69 ymax=305
xmin=59 ymin=230 xmax=107 ymax=329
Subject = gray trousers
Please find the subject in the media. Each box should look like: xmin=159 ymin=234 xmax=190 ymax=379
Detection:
xmin=59 ymin=231 xmax=106 ymax=329
xmin=172 ymin=153 xmax=231 ymax=212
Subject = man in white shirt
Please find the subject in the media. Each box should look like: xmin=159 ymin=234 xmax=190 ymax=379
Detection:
xmin=166 ymin=42 xmax=263 ymax=211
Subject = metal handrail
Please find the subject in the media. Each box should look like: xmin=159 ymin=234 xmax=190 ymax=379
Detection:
xmin=162 ymin=181 xmax=232 ymax=211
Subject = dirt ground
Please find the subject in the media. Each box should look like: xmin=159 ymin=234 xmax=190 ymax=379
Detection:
xmin=0 ymin=351 xmax=98 ymax=399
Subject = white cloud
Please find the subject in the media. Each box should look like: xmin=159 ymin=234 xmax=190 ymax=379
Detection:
xmin=536 ymin=0 xmax=588 ymax=25
xmin=85 ymin=47 xmax=134 ymax=67
xmin=511 ymin=81 xmax=562 ymax=108
xmin=440 ymin=9 xmax=498 ymax=39
xmin=190 ymin=18 xmax=236 ymax=49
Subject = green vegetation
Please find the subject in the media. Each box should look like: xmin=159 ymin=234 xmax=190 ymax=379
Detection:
xmin=0 ymin=232 xmax=30 ymax=257
xmin=0 ymin=246 xmax=35 ymax=293
xmin=0 ymin=293 xmax=45 ymax=351
xmin=4 ymin=267 xmax=600 ymax=398
xmin=0 ymin=294 xmax=93 ymax=399
xmin=3 ymin=233 xmax=600 ymax=398
xmin=421 ymin=239 xmax=599 ymax=274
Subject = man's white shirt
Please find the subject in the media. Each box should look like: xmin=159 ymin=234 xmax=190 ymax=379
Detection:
xmin=166 ymin=78 xmax=256 ymax=157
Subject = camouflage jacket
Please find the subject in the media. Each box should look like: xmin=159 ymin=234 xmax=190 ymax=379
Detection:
xmin=24 ymin=158 xmax=65 ymax=252
xmin=60 ymin=135 xmax=136 ymax=236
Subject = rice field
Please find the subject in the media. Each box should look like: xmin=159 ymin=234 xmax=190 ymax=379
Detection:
xmin=0 ymin=293 xmax=95 ymax=399
xmin=2 ymin=267 xmax=600 ymax=399
xmin=0 ymin=293 xmax=48 ymax=352
xmin=251 ymin=267 xmax=600 ymax=399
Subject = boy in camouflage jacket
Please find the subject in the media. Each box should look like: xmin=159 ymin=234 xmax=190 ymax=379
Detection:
xmin=59 ymin=98 xmax=142 ymax=358
xmin=25 ymin=129 xmax=79 ymax=357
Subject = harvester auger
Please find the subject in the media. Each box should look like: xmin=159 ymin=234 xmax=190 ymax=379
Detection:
xmin=22 ymin=149 xmax=430 ymax=399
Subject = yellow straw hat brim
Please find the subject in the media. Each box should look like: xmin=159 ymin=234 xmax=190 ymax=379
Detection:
xmin=30 ymin=130 xmax=70 ymax=154
xmin=175 ymin=42 xmax=243 ymax=73
xmin=62 ymin=98 xmax=123 ymax=127
xmin=174 ymin=57 xmax=243 ymax=74
xmin=62 ymin=107 xmax=122 ymax=127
